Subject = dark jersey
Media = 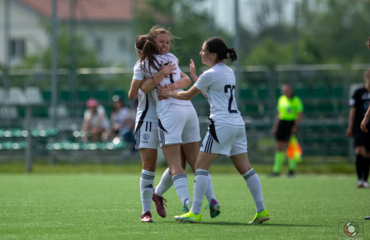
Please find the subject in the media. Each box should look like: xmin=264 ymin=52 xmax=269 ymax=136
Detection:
xmin=350 ymin=87 xmax=370 ymax=132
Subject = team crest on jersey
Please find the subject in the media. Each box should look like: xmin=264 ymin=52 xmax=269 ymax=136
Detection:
xmin=143 ymin=134 xmax=150 ymax=140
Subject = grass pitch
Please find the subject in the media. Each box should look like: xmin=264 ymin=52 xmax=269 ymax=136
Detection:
xmin=0 ymin=173 xmax=369 ymax=240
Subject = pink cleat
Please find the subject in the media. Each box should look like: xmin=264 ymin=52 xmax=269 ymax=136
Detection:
xmin=152 ymin=188 xmax=167 ymax=218
xmin=141 ymin=211 xmax=153 ymax=222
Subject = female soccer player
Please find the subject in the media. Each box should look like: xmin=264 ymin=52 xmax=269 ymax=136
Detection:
xmin=350 ymin=68 xmax=370 ymax=188
xmin=138 ymin=27 xmax=220 ymax=218
xmin=269 ymin=84 xmax=303 ymax=177
xmin=157 ymin=37 xmax=269 ymax=224
xmin=129 ymin=34 xmax=181 ymax=222
xmin=129 ymin=31 xmax=219 ymax=222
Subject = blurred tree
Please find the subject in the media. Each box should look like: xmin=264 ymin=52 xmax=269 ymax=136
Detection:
xmin=298 ymin=0 xmax=370 ymax=65
xmin=244 ymin=38 xmax=292 ymax=67
xmin=136 ymin=0 xmax=231 ymax=71
xmin=19 ymin=28 xmax=105 ymax=69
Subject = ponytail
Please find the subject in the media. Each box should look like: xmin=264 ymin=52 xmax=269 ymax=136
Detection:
xmin=227 ymin=48 xmax=237 ymax=62
xmin=205 ymin=37 xmax=238 ymax=63
xmin=139 ymin=38 xmax=160 ymax=76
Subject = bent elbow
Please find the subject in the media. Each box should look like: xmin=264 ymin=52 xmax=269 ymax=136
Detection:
xmin=185 ymin=95 xmax=193 ymax=101
xmin=140 ymin=87 xmax=150 ymax=94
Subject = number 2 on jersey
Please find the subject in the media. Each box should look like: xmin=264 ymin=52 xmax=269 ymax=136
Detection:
xmin=224 ymin=85 xmax=237 ymax=113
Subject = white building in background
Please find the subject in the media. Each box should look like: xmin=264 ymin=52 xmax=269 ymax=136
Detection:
xmin=0 ymin=0 xmax=136 ymax=67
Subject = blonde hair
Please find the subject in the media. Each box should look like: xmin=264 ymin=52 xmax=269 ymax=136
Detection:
xmin=147 ymin=25 xmax=178 ymax=50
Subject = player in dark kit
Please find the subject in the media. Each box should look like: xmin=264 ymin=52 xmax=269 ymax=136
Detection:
xmin=347 ymin=68 xmax=370 ymax=188
xmin=361 ymin=37 xmax=370 ymax=221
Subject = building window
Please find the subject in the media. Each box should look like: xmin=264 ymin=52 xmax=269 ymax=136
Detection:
xmin=95 ymin=38 xmax=103 ymax=53
xmin=9 ymin=39 xmax=26 ymax=59
xmin=118 ymin=37 xmax=126 ymax=52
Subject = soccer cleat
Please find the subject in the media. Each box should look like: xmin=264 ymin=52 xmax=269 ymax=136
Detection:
xmin=152 ymin=188 xmax=167 ymax=218
xmin=174 ymin=211 xmax=201 ymax=223
xmin=362 ymin=181 xmax=370 ymax=188
xmin=287 ymin=170 xmax=295 ymax=177
xmin=182 ymin=198 xmax=193 ymax=213
xmin=358 ymin=180 xmax=364 ymax=188
xmin=248 ymin=209 xmax=269 ymax=224
xmin=141 ymin=211 xmax=153 ymax=222
xmin=268 ymin=172 xmax=280 ymax=177
xmin=206 ymin=199 xmax=221 ymax=218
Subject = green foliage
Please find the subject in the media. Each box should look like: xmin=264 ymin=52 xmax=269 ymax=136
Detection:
xmin=136 ymin=0 xmax=231 ymax=69
xmin=297 ymin=0 xmax=370 ymax=65
xmin=241 ymin=0 xmax=370 ymax=67
xmin=19 ymin=28 xmax=105 ymax=69
xmin=244 ymin=38 xmax=292 ymax=67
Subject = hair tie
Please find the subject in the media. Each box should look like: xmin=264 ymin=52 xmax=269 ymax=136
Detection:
xmin=134 ymin=44 xmax=142 ymax=52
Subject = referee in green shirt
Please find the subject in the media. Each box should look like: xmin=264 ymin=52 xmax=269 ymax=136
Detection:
xmin=270 ymin=84 xmax=303 ymax=177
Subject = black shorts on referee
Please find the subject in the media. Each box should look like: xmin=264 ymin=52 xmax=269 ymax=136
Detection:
xmin=275 ymin=120 xmax=295 ymax=142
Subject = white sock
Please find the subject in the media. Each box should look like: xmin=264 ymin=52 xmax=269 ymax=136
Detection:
xmin=191 ymin=169 xmax=209 ymax=215
xmin=140 ymin=170 xmax=155 ymax=214
xmin=155 ymin=168 xmax=173 ymax=197
xmin=172 ymin=173 xmax=190 ymax=206
xmin=243 ymin=168 xmax=265 ymax=212
xmin=205 ymin=173 xmax=216 ymax=204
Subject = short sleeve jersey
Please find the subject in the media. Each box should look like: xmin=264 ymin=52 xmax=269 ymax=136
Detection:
xmin=277 ymin=95 xmax=303 ymax=121
xmin=141 ymin=53 xmax=192 ymax=117
xmin=194 ymin=63 xmax=244 ymax=127
xmin=132 ymin=60 xmax=158 ymax=123
xmin=350 ymin=87 xmax=370 ymax=130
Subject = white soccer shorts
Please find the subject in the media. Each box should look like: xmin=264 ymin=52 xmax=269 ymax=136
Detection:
xmin=158 ymin=105 xmax=201 ymax=147
xmin=135 ymin=121 xmax=159 ymax=149
xmin=200 ymin=123 xmax=248 ymax=157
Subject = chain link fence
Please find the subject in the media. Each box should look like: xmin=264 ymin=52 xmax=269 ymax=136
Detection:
xmin=0 ymin=64 xmax=366 ymax=165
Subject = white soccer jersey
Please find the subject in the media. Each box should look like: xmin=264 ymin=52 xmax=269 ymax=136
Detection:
xmin=133 ymin=60 xmax=158 ymax=124
xmin=194 ymin=63 xmax=244 ymax=127
xmin=140 ymin=53 xmax=192 ymax=117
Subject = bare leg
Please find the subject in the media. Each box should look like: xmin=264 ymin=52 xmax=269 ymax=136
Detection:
xmin=162 ymin=144 xmax=189 ymax=206
xmin=140 ymin=148 xmax=157 ymax=172
xmin=181 ymin=142 xmax=199 ymax=171
xmin=162 ymin=144 xmax=184 ymax=175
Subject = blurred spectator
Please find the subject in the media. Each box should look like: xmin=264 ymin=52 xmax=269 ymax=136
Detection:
xmin=103 ymin=96 xmax=135 ymax=149
xmin=82 ymin=98 xmax=110 ymax=142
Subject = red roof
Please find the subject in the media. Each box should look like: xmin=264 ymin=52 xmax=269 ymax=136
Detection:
xmin=14 ymin=0 xmax=132 ymax=22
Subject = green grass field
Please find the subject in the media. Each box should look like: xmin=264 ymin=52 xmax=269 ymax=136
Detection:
xmin=0 ymin=173 xmax=369 ymax=240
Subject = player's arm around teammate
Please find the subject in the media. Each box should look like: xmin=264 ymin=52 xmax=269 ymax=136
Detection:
xmin=140 ymin=27 xmax=221 ymax=216
xmin=128 ymin=61 xmax=176 ymax=101
xmin=158 ymin=37 xmax=268 ymax=224
xmin=129 ymin=35 xmax=186 ymax=222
